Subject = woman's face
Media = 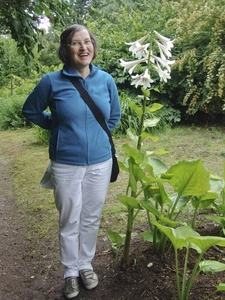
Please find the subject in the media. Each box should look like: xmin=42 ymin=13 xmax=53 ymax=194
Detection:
xmin=68 ymin=29 xmax=94 ymax=70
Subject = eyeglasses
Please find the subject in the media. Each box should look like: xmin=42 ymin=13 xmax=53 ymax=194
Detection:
xmin=67 ymin=39 xmax=92 ymax=48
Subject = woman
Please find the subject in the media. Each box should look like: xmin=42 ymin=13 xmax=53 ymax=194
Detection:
xmin=22 ymin=24 xmax=121 ymax=299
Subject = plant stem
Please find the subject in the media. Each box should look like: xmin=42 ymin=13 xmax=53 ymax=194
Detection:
xmin=181 ymin=246 xmax=190 ymax=300
xmin=123 ymin=207 xmax=134 ymax=264
xmin=175 ymin=249 xmax=181 ymax=300
xmin=137 ymin=94 xmax=147 ymax=151
xmin=184 ymin=253 xmax=204 ymax=299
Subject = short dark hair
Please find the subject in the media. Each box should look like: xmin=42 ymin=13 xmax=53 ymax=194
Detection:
xmin=58 ymin=24 xmax=98 ymax=65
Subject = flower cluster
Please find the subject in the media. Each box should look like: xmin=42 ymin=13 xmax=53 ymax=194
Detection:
xmin=120 ymin=31 xmax=175 ymax=89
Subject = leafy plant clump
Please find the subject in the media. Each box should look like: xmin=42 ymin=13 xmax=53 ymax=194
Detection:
xmin=0 ymin=95 xmax=27 ymax=130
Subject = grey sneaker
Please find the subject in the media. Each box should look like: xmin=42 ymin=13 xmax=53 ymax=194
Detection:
xmin=64 ymin=277 xmax=79 ymax=299
xmin=79 ymin=269 xmax=98 ymax=290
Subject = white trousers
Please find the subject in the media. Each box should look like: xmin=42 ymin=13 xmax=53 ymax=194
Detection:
xmin=51 ymin=159 xmax=112 ymax=278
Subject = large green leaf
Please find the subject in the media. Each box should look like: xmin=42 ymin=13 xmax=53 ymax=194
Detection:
xmin=154 ymin=221 xmax=225 ymax=253
xmin=166 ymin=160 xmax=210 ymax=197
xmin=185 ymin=236 xmax=225 ymax=253
xmin=153 ymin=221 xmax=200 ymax=250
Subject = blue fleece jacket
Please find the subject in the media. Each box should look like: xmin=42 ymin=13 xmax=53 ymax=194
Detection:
xmin=22 ymin=64 xmax=121 ymax=166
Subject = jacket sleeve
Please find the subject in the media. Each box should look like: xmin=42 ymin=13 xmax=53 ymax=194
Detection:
xmin=22 ymin=75 xmax=52 ymax=130
xmin=107 ymin=77 xmax=121 ymax=131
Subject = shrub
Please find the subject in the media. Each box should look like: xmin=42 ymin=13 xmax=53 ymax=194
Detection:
xmin=34 ymin=126 xmax=50 ymax=145
xmin=0 ymin=95 xmax=27 ymax=130
xmin=113 ymin=90 xmax=181 ymax=137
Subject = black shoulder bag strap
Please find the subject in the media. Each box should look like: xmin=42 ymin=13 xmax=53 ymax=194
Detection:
xmin=68 ymin=77 xmax=116 ymax=156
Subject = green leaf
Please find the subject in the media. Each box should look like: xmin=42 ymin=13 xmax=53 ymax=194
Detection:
xmin=205 ymin=215 xmax=225 ymax=227
xmin=126 ymin=128 xmax=138 ymax=144
xmin=152 ymin=222 xmax=200 ymax=251
xmin=157 ymin=180 xmax=172 ymax=206
xmin=140 ymin=132 xmax=159 ymax=142
xmin=166 ymin=160 xmax=210 ymax=197
xmin=140 ymin=200 xmax=161 ymax=219
xmin=146 ymin=157 xmax=168 ymax=177
xmin=122 ymin=144 xmax=146 ymax=165
xmin=118 ymin=160 xmax=129 ymax=172
xmin=191 ymin=192 xmax=218 ymax=208
xmin=128 ymin=157 xmax=137 ymax=193
xmin=108 ymin=230 xmax=124 ymax=245
xmin=146 ymin=103 xmax=164 ymax=113
xmin=199 ymin=260 xmax=225 ymax=273
xmin=216 ymin=283 xmax=225 ymax=292
xmin=186 ymin=235 xmax=225 ymax=253
xmin=141 ymin=87 xmax=150 ymax=96
xmin=143 ymin=118 xmax=160 ymax=128
xmin=117 ymin=194 xmax=141 ymax=209
xmin=129 ymin=102 xmax=142 ymax=117
xmin=150 ymin=148 xmax=170 ymax=155
xmin=142 ymin=230 xmax=160 ymax=243
xmin=133 ymin=164 xmax=148 ymax=182
xmin=209 ymin=175 xmax=224 ymax=194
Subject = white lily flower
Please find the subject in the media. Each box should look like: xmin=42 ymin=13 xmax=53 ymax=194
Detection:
xmin=119 ymin=58 xmax=146 ymax=74
xmin=154 ymin=30 xmax=174 ymax=51
xmin=154 ymin=40 xmax=172 ymax=58
xmin=134 ymin=44 xmax=150 ymax=59
xmin=153 ymin=62 xmax=171 ymax=82
xmin=151 ymin=55 xmax=175 ymax=72
xmin=125 ymin=35 xmax=150 ymax=58
xmin=127 ymin=41 xmax=142 ymax=57
xmin=131 ymin=69 xmax=154 ymax=89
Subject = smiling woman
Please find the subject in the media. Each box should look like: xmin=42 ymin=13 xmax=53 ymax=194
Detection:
xmin=21 ymin=23 xmax=121 ymax=299
xmin=65 ymin=29 xmax=95 ymax=78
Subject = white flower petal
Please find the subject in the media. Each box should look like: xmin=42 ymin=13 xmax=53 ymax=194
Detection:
xmin=131 ymin=69 xmax=154 ymax=89
xmin=154 ymin=40 xmax=172 ymax=58
xmin=153 ymin=62 xmax=171 ymax=82
xmin=154 ymin=30 xmax=174 ymax=50
xmin=119 ymin=58 xmax=147 ymax=74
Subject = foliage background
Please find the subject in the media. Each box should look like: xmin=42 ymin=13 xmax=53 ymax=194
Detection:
xmin=0 ymin=0 xmax=225 ymax=131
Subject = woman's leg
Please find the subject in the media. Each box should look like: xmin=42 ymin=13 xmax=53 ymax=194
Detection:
xmin=51 ymin=161 xmax=85 ymax=278
xmin=78 ymin=158 xmax=112 ymax=271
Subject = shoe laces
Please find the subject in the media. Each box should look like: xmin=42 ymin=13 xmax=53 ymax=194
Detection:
xmin=81 ymin=270 xmax=95 ymax=280
xmin=66 ymin=277 xmax=78 ymax=288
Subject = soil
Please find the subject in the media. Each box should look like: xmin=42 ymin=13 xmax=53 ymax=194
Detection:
xmin=1 ymin=134 xmax=225 ymax=300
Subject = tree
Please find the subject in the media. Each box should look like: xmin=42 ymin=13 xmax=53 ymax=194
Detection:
xmin=0 ymin=0 xmax=68 ymax=62
xmin=0 ymin=0 xmax=105 ymax=63
xmin=167 ymin=0 xmax=225 ymax=117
